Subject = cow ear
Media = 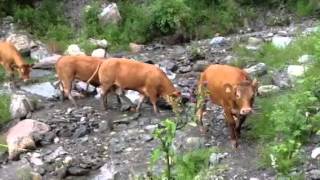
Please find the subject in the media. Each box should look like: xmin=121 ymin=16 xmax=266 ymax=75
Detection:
xmin=224 ymin=84 xmax=233 ymax=95
xmin=171 ymin=91 xmax=181 ymax=97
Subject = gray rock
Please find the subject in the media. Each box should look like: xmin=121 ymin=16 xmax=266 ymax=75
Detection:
xmin=158 ymin=60 xmax=178 ymax=72
xmin=113 ymin=113 xmax=140 ymax=124
xmin=178 ymin=65 xmax=192 ymax=73
xmin=141 ymin=134 xmax=153 ymax=142
xmin=209 ymin=152 xmax=228 ymax=166
xmin=309 ymin=169 xmax=320 ymax=180
xmin=91 ymin=48 xmax=106 ymax=58
xmin=30 ymin=69 xmax=54 ymax=79
xmin=98 ymin=3 xmax=121 ymax=25
xmin=246 ymin=37 xmax=263 ymax=50
xmin=193 ymin=60 xmax=209 ymax=72
xmin=272 ymin=36 xmax=292 ymax=48
xmin=210 ymin=36 xmax=226 ymax=47
xmin=297 ymin=54 xmax=315 ymax=64
xmin=65 ymin=44 xmax=85 ymax=55
xmin=184 ymin=137 xmax=206 ymax=151
xmin=30 ymin=45 xmax=51 ymax=61
xmin=89 ymin=38 xmax=108 ymax=48
xmin=73 ymin=125 xmax=88 ymax=138
xmin=67 ymin=166 xmax=90 ymax=176
xmin=287 ymin=65 xmax=307 ymax=80
xmin=75 ymin=81 xmax=96 ymax=93
xmin=10 ymin=94 xmax=34 ymax=119
xmin=224 ymin=55 xmax=237 ymax=64
xmin=272 ymin=70 xmax=291 ymax=89
xmin=144 ymin=125 xmax=158 ymax=133
xmin=44 ymin=146 xmax=67 ymax=163
xmin=6 ymin=32 xmax=37 ymax=53
xmin=21 ymin=82 xmax=60 ymax=99
xmin=33 ymin=54 xmax=62 ymax=69
xmin=311 ymin=147 xmax=320 ymax=159
xmin=258 ymin=85 xmax=280 ymax=96
xmin=244 ymin=63 xmax=267 ymax=77
xmin=6 ymin=119 xmax=50 ymax=160
xmin=114 ymin=170 xmax=130 ymax=180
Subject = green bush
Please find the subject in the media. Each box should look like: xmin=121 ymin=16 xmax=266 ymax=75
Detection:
xmin=245 ymin=31 xmax=320 ymax=174
xmin=0 ymin=94 xmax=11 ymax=127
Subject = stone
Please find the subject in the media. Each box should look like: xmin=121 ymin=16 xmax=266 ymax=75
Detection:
xmin=75 ymin=81 xmax=96 ymax=93
xmin=33 ymin=54 xmax=62 ymax=69
xmin=10 ymin=94 xmax=34 ymax=119
xmin=30 ymin=156 xmax=44 ymax=166
xmin=44 ymin=146 xmax=67 ymax=162
xmin=91 ymin=48 xmax=106 ymax=58
xmin=89 ymin=38 xmax=108 ymax=48
xmin=93 ymin=162 xmax=116 ymax=180
xmin=67 ymin=166 xmax=90 ymax=176
xmin=21 ymin=82 xmax=60 ymax=99
xmin=129 ymin=43 xmax=144 ymax=53
xmin=223 ymin=55 xmax=237 ymax=64
xmin=193 ymin=61 xmax=209 ymax=72
xmin=30 ymin=45 xmax=51 ymax=61
xmin=309 ymin=169 xmax=320 ymax=180
xmin=272 ymin=36 xmax=292 ymax=48
xmin=287 ymin=65 xmax=307 ymax=80
xmin=98 ymin=3 xmax=121 ymax=25
xmin=303 ymin=27 xmax=320 ymax=36
xmin=210 ymin=36 xmax=226 ymax=47
xmin=6 ymin=32 xmax=37 ymax=53
xmin=209 ymin=152 xmax=228 ymax=166
xmin=65 ymin=44 xmax=85 ymax=55
xmin=244 ymin=63 xmax=267 ymax=77
xmin=157 ymin=60 xmax=178 ymax=72
xmin=272 ymin=70 xmax=291 ymax=89
xmin=144 ymin=125 xmax=158 ymax=133
xmin=30 ymin=69 xmax=54 ymax=79
xmin=6 ymin=119 xmax=50 ymax=160
xmin=258 ymin=85 xmax=280 ymax=96
xmin=185 ymin=137 xmax=206 ymax=151
xmin=125 ymin=90 xmax=140 ymax=105
xmin=248 ymin=37 xmax=263 ymax=46
xmin=178 ymin=65 xmax=192 ymax=73
xmin=297 ymin=54 xmax=315 ymax=64
xmin=141 ymin=134 xmax=153 ymax=142
xmin=311 ymin=147 xmax=320 ymax=159
xmin=63 ymin=156 xmax=73 ymax=165
xmin=73 ymin=125 xmax=89 ymax=138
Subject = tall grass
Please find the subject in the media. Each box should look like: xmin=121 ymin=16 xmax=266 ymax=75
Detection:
xmin=0 ymin=94 xmax=11 ymax=127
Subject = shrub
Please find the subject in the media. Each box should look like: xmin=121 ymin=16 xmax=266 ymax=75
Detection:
xmin=0 ymin=94 xmax=10 ymax=127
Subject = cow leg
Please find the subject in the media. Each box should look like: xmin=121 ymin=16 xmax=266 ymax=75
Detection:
xmin=58 ymin=81 xmax=65 ymax=102
xmin=235 ymin=115 xmax=247 ymax=138
xmin=196 ymin=98 xmax=207 ymax=134
xmin=224 ymin=110 xmax=239 ymax=148
xmin=62 ymin=80 xmax=77 ymax=107
xmin=99 ymin=83 xmax=113 ymax=110
xmin=136 ymin=94 xmax=145 ymax=112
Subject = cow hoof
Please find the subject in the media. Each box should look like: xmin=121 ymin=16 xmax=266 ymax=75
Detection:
xmin=231 ymin=140 xmax=239 ymax=149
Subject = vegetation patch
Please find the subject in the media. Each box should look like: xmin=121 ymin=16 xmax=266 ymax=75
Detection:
xmin=0 ymin=94 xmax=11 ymax=127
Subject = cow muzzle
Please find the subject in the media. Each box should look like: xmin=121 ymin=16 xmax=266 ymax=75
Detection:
xmin=240 ymin=108 xmax=252 ymax=115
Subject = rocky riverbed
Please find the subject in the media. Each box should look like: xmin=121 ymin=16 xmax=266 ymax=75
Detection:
xmin=1 ymin=17 xmax=320 ymax=180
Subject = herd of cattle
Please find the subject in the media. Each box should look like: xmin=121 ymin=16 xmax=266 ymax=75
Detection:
xmin=0 ymin=41 xmax=258 ymax=148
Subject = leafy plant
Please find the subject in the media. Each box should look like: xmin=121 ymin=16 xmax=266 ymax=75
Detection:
xmin=0 ymin=94 xmax=11 ymax=127
xmin=151 ymin=119 xmax=177 ymax=179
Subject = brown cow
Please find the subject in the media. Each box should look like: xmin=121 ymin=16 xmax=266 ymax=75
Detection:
xmin=55 ymin=55 xmax=132 ymax=108
xmin=197 ymin=64 xmax=258 ymax=148
xmin=98 ymin=58 xmax=181 ymax=113
xmin=0 ymin=41 xmax=34 ymax=82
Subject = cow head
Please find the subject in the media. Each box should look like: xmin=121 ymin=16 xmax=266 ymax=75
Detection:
xmin=224 ymin=79 xmax=259 ymax=115
xmin=12 ymin=64 xmax=34 ymax=82
xmin=165 ymin=91 xmax=182 ymax=113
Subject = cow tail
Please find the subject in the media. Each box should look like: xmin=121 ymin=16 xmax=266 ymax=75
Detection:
xmin=85 ymin=62 xmax=102 ymax=91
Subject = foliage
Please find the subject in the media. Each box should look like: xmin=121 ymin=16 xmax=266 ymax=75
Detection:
xmin=246 ymin=31 xmax=320 ymax=174
xmin=0 ymin=94 xmax=11 ymax=127
xmin=151 ymin=119 xmax=176 ymax=179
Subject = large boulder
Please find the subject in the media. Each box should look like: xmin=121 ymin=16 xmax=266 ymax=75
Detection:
xmin=258 ymin=85 xmax=280 ymax=96
xmin=287 ymin=65 xmax=307 ymax=80
xmin=21 ymin=82 xmax=60 ymax=99
xmin=91 ymin=48 xmax=106 ymax=58
xmin=30 ymin=45 xmax=51 ymax=61
xmin=272 ymin=35 xmax=292 ymax=48
xmin=244 ymin=63 xmax=267 ymax=77
xmin=297 ymin=54 xmax=315 ymax=65
xmin=10 ymin=94 xmax=34 ymax=119
xmin=98 ymin=3 xmax=122 ymax=25
xmin=89 ymin=38 xmax=108 ymax=48
xmin=65 ymin=44 xmax=85 ymax=55
xmin=6 ymin=119 xmax=50 ymax=160
xmin=32 ymin=54 xmax=62 ymax=69
xmin=6 ymin=32 xmax=37 ymax=53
